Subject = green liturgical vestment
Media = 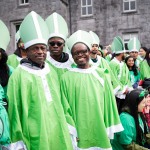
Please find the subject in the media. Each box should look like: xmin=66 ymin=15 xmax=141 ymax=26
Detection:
xmin=140 ymin=60 xmax=150 ymax=80
xmin=7 ymin=54 xmax=22 ymax=69
xmin=60 ymin=66 xmax=123 ymax=150
xmin=7 ymin=63 xmax=73 ymax=150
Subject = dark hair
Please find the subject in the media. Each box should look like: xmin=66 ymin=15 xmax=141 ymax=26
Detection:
xmin=0 ymin=49 xmax=9 ymax=87
xmin=140 ymin=47 xmax=148 ymax=53
xmin=125 ymin=56 xmax=138 ymax=76
xmin=144 ymin=48 xmax=150 ymax=66
xmin=121 ymin=89 xmax=148 ymax=145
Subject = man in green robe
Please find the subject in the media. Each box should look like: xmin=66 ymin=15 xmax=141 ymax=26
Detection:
xmin=7 ymin=11 xmax=73 ymax=150
xmin=89 ymin=31 xmax=121 ymax=94
xmin=60 ymin=30 xmax=123 ymax=150
xmin=45 ymin=12 xmax=73 ymax=81
xmin=7 ymin=31 xmax=27 ymax=68
xmin=109 ymin=36 xmax=133 ymax=112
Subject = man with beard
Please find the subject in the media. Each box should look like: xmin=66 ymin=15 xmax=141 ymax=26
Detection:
xmin=109 ymin=36 xmax=132 ymax=113
xmin=45 ymin=12 xmax=73 ymax=81
xmin=7 ymin=31 xmax=27 ymax=68
xmin=60 ymin=30 xmax=123 ymax=150
xmin=7 ymin=11 xmax=73 ymax=150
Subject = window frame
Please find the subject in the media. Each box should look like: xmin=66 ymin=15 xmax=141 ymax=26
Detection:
xmin=81 ymin=0 xmax=93 ymax=17
xmin=122 ymin=33 xmax=138 ymax=50
xmin=19 ymin=0 xmax=29 ymax=6
xmin=123 ymin=0 xmax=136 ymax=13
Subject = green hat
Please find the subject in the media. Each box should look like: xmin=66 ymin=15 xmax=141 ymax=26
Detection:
xmin=45 ymin=12 xmax=68 ymax=41
xmin=20 ymin=11 xmax=49 ymax=49
xmin=111 ymin=36 xmax=125 ymax=54
xmin=15 ymin=30 xmax=20 ymax=43
xmin=128 ymin=37 xmax=141 ymax=52
xmin=89 ymin=31 xmax=100 ymax=45
xmin=67 ymin=30 xmax=92 ymax=51
xmin=0 ymin=20 xmax=10 ymax=51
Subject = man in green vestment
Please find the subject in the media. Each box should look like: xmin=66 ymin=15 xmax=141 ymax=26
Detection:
xmin=60 ymin=30 xmax=123 ymax=150
xmin=7 ymin=31 xmax=27 ymax=68
xmin=7 ymin=11 xmax=73 ymax=150
xmin=109 ymin=36 xmax=133 ymax=113
xmin=45 ymin=12 xmax=73 ymax=81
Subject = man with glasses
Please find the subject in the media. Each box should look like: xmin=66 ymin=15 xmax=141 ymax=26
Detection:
xmin=45 ymin=12 xmax=73 ymax=81
xmin=60 ymin=30 xmax=123 ymax=150
xmin=7 ymin=11 xmax=73 ymax=150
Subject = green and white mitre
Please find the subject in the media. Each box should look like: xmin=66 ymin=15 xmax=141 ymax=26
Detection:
xmin=128 ymin=37 xmax=141 ymax=52
xmin=89 ymin=31 xmax=100 ymax=45
xmin=15 ymin=30 xmax=21 ymax=43
xmin=20 ymin=11 xmax=49 ymax=49
xmin=67 ymin=30 xmax=92 ymax=50
xmin=45 ymin=12 xmax=68 ymax=41
xmin=110 ymin=36 xmax=132 ymax=99
xmin=0 ymin=20 xmax=10 ymax=51
xmin=45 ymin=12 xmax=73 ymax=81
xmin=111 ymin=36 xmax=126 ymax=54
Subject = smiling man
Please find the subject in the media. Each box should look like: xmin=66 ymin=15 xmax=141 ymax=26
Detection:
xmin=60 ymin=30 xmax=123 ymax=150
xmin=7 ymin=11 xmax=73 ymax=150
xmin=45 ymin=12 xmax=73 ymax=81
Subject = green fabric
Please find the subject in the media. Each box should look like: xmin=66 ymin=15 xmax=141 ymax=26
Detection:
xmin=105 ymin=54 xmax=112 ymax=62
xmin=7 ymin=64 xmax=73 ymax=150
xmin=0 ymin=85 xmax=10 ymax=147
xmin=129 ymin=70 xmax=140 ymax=86
xmin=90 ymin=56 xmax=120 ymax=91
xmin=60 ymin=67 xmax=122 ymax=149
xmin=2 ymin=65 xmax=14 ymax=99
xmin=139 ymin=60 xmax=150 ymax=80
xmin=111 ymin=113 xmax=145 ymax=150
xmin=109 ymin=58 xmax=132 ymax=90
xmin=7 ymin=54 xmax=20 ymax=69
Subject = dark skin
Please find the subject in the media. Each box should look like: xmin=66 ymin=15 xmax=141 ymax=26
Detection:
xmin=71 ymin=43 xmax=91 ymax=69
xmin=48 ymin=37 xmax=65 ymax=61
xmin=18 ymin=39 xmax=27 ymax=58
xmin=26 ymin=44 xmax=47 ymax=67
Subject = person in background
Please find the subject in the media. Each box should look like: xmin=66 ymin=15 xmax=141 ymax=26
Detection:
xmin=111 ymin=89 xmax=150 ymax=150
xmin=7 ymin=30 xmax=27 ymax=68
xmin=0 ymin=19 xmax=11 ymax=149
xmin=109 ymin=36 xmax=133 ymax=113
xmin=128 ymin=37 xmax=141 ymax=68
xmin=140 ymin=48 xmax=150 ymax=80
xmin=125 ymin=56 xmax=140 ymax=89
xmin=0 ymin=20 xmax=14 ymax=110
xmin=139 ymin=47 xmax=148 ymax=61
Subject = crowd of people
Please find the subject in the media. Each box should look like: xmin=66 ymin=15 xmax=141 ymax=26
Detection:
xmin=0 ymin=11 xmax=149 ymax=150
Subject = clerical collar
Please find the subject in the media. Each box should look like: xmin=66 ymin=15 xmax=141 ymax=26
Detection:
xmin=91 ymin=57 xmax=98 ymax=63
xmin=20 ymin=58 xmax=45 ymax=69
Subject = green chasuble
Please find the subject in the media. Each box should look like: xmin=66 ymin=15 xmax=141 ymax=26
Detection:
xmin=90 ymin=56 xmax=121 ymax=94
xmin=109 ymin=58 xmax=132 ymax=99
xmin=140 ymin=60 xmax=150 ymax=80
xmin=7 ymin=54 xmax=22 ymax=69
xmin=46 ymin=53 xmax=73 ymax=82
xmin=105 ymin=54 xmax=112 ymax=62
xmin=60 ymin=66 xmax=123 ymax=150
xmin=7 ymin=63 xmax=73 ymax=150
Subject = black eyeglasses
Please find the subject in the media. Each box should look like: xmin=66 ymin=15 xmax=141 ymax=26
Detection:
xmin=72 ymin=50 xmax=88 ymax=56
xmin=49 ymin=42 xmax=64 ymax=47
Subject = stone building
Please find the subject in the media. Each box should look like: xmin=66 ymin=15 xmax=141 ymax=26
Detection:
xmin=0 ymin=0 xmax=150 ymax=53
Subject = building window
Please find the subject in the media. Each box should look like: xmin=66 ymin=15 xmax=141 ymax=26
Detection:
xmin=123 ymin=33 xmax=138 ymax=50
xmin=123 ymin=0 xmax=136 ymax=12
xmin=81 ymin=0 xmax=93 ymax=16
xmin=19 ymin=0 xmax=29 ymax=5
